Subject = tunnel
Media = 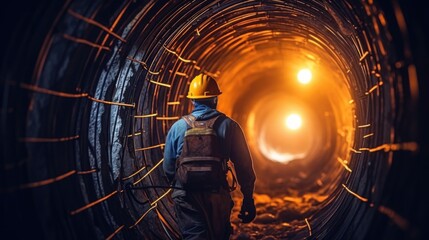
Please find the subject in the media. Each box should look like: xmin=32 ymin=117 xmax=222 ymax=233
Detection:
xmin=1 ymin=0 xmax=428 ymax=239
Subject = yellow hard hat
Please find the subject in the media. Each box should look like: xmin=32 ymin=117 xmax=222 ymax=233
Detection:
xmin=187 ymin=74 xmax=222 ymax=99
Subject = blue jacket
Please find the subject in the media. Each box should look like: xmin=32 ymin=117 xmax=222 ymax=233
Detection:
xmin=163 ymin=102 xmax=256 ymax=199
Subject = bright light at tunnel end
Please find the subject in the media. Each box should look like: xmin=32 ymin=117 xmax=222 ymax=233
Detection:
xmin=285 ymin=113 xmax=302 ymax=130
xmin=297 ymin=68 xmax=312 ymax=84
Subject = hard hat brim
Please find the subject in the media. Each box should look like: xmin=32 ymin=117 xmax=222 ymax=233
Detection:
xmin=186 ymin=92 xmax=222 ymax=99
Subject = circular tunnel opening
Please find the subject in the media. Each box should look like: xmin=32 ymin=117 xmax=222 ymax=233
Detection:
xmin=1 ymin=0 xmax=428 ymax=240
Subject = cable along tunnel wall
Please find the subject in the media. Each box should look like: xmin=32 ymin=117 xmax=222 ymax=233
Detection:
xmin=0 ymin=0 xmax=426 ymax=240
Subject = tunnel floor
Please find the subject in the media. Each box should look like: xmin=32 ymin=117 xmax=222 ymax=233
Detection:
xmin=230 ymin=192 xmax=326 ymax=239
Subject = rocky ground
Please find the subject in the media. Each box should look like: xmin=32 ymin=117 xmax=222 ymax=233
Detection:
xmin=229 ymin=192 xmax=328 ymax=240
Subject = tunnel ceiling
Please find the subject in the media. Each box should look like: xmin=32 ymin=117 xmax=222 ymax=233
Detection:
xmin=1 ymin=0 xmax=428 ymax=240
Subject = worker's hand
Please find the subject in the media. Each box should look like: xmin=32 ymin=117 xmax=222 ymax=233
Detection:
xmin=238 ymin=197 xmax=256 ymax=223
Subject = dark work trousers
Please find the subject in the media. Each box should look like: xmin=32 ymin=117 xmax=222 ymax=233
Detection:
xmin=173 ymin=188 xmax=234 ymax=240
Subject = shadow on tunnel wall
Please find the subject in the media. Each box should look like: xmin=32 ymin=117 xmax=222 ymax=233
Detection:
xmin=1 ymin=0 xmax=428 ymax=239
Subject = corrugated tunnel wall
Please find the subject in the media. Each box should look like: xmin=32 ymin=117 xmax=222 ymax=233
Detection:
xmin=1 ymin=0 xmax=428 ymax=239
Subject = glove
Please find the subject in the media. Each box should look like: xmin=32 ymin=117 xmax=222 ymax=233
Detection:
xmin=238 ymin=198 xmax=256 ymax=223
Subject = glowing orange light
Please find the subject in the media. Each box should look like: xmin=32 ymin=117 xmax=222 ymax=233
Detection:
xmin=285 ymin=113 xmax=302 ymax=130
xmin=297 ymin=68 xmax=312 ymax=84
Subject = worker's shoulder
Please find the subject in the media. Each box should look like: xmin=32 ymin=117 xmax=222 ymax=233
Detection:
xmin=168 ymin=117 xmax=187 ymax=133
xmin=217 ymin=113 xmax=241 ymax=128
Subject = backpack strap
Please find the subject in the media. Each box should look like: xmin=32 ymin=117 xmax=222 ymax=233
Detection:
xmin=205 ymin=115 xmax=222 ymax=128
xmin=182 ymin=114 xmax=197 ymax=128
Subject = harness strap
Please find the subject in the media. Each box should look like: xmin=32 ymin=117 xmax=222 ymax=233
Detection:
xmin=182 ymin=114 xmax=197 ymax=128
xmin=182 ymin=114 xmax=221 ymax=129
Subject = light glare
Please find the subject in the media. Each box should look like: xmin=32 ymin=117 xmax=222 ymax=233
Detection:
xmin=297 ymin=69 xmax=312 ymax=84
xmin=286 ymin=113 xmax=302 ymax=130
